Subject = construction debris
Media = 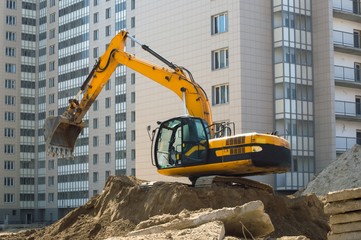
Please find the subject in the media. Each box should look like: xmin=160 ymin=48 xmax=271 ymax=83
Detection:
xmin=0 ymin=176 xmax=329 ymax=240
xmin=128 ymin=201 xmax=274 ymax=238
xmin=324 ymin=187 xmax=361 ymax=240
xmin=301 ymin=144 xmax=361 ymax=196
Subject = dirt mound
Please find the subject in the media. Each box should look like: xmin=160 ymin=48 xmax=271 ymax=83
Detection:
xmin=301 ymin=144 xmax=361 ymax=196
xmin=2 ymin=176 xmax=329 ymax=240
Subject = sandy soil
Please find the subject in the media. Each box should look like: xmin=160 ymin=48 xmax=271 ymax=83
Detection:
xmin=0 ymin=175 xmax=329 ymax=240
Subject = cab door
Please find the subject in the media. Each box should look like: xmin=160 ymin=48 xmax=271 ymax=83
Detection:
xmin=154 ymin=117 xmax=209 ymax=168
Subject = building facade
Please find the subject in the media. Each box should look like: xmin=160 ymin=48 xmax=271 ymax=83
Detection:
xmin=0 ymin=0 xmax=360 ymax=224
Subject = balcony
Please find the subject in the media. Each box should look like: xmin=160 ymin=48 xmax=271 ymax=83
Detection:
xmin=334 ymin=65 xmax=361 ymax=88
xmin=333 ymin=0 xmax=361 ymax=21
xmin=335 ymin=100 xmax=361 ymax=120
xmin=333 ymin=30 xmax=361 ymax=55
xmin=336 ymin=136 xmax=360 ymax=152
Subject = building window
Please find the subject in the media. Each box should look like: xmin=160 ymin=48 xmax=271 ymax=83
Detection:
xmin=5 ymin=79 xmax=16 ymax=89
xmin=48 ymin=193 xmax=54 ymax=202
xmin=131 ymin=149 xmax=136 ymax=160
xmin=93 ymin=118 xmax=98 ymax=129
xmin=48 ymin=110 xmax=55 ymax=116
xmin=5 ymin=63 xmax=16 ymax=73
xmin=6 ymin=16 xmax=16 ymax=25
xmin=131 ymin=111 xmax=135 ymax=122
xmin=106 ymin=80 xmax=111 ymax=90
xmin=212 ymin=12 xmax=228 ymax=35
xmin=49 ymin=29 xmax=55 ymax=39
xmin=131 ymin=0 xmax=135 ymax=10
xmin=105 ymin=97 xmax=111 ymax=108
xmin=48 ymin=160 xmax=54 ymax=170
xmin=6 ymin=0 xmax=16 ymax=9
xmin=212 ymin=84 xmax=229 ymax=105
xmin=131 ymin=130 xmax=135 ymax=141
xmin=105 ymin=116 xmax=111 ymax=127
xmin=48 ymin=176 xmax=54 ymax=186
xmin=105 ymin=134 xmax=111 ymax=145
xmin=5 ymin=47 xmax=16 ymax=57
xmin=4 ymin=177 xmax=14 ymax=186
xmin=49 ymin=45 xmax=55 ymax=55
xmin=131 ymin=17 xmax=135 ymax=28
xmin=356 ymin=96 xmax=361 ymax=115
xmin=93 ymin=190 xmax=98 ymax=196
xmin=131 ymin=73 xmax=135 ymax=84
xmin=285 ymin=48 xmax=296 ymax=64
xmin=5 ymin=96 xmax=16 ymax=105
xmin=94 ymin=0 xmax=98 ymax=6
xmin=93 ymin=136 xmax=98 ymax=147
xmin=105 ymin=152 xmax=111 ymax=163
xmin=49 ymin=61 xmax=55 ymax=71
xmin=49 ymin=77 xmax=55 ymax=88
xmin=50 ymin=13 xmax=55 ymax=23
xmin=4 ymin=193 xmax=15 ymax=203
xmin=93 ymin=100 xmax=98 ymax=111
xmin=50 ymin=0 xmax=55 ymax=7
xmin=212 ymin=48 xmax=229 ymax=70
xmin=106 ymin=8 xmax=111 ymax=19
xmin=4 ymin=144 xmax=15 ymax=154
xmin=131 ymin=35 xmax=135 ymax=47
xmin=6 ymin=31 xmax=16 ymax=41
xmin=4 ymin=128 xmax=15 ymax=138
xmin=105 ymin=171 xmax=110 ymax=180
xmin=93 ymin=30 xmax=99 ymax=40
xmin=106 ymin=25 xmax=111 ymax=36
xmin=357 ymin=130 xmax=361 ymax=145
xmin=93 ymin=172 xmax=98 ymax=182
xmin=93 ymin=47 xmax=99 ymax=58
xmin=4 ymin=161 xmax=15 ymax=170
xmin=93 ymin=154 xmax=98 ymax=165
xmin=5 ymin=112 xmax=15 ymax=121
xmin=94 ymin=12 xmax=98 ymax=23
xmin=49 ymin=94 xmax=55 ymax=104
xmin=131 ymin=92 xmax=135 ymax=103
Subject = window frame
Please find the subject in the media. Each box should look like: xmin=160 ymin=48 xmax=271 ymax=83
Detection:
xmin=212 ymin=48 xmax=229 ymax=70
xmin=212 ymin=83 xmax=229 ymax=105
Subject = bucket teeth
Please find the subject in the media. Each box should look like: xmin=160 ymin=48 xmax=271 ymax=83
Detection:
xmin=47 ymin=145 xmax=74 ymax=158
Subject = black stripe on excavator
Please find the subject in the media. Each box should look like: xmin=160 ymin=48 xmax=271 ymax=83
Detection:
xmin=207 ymin=144 xmax=291 ymax=168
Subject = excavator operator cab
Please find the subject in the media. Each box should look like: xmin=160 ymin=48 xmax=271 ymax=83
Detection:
xmin=154 ymin=116 xmax=210 ymax=169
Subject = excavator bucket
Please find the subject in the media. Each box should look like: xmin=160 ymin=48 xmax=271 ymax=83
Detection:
xmin=43 ymin=116 xmax=85 ymax=158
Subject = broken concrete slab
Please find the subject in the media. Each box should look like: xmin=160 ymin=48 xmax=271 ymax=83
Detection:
xmin=326 ymin=187 xmax=361 ymax=203
xmin=324 ymin=200 xmax=361 ymax=215
xmin=276 ymin=236 xmax=310 ymax=240
xmin=327 ymin=230 xmax=361 ymax=240
xmin=127 ymin=200 xmax=274 ymax=239
xmin=330 ymin=211 xmax=361 ymax=225
xmin=105 ymin=221 xmax=225 ymax=240
xmin=331 ymin=221 xmax=361 ymax=234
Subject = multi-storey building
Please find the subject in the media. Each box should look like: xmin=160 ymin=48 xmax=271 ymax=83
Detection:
xmin=0 ymin=0 xmax=360 ymax=224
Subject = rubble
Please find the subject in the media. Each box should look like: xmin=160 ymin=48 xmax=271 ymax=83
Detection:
xmin=0 ymin=176 xmax=329 ymax=240
xmin=301 ymin=144 xmax=361 ymax=196
xmin=127 ymin=201 xmax=274 ymax=238
xmin=324 ymin=187 xmax=361 ymax=240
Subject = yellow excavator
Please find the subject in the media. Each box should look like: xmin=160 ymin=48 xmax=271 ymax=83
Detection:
xmin=43 ymin=30 xmax=291 ymax=185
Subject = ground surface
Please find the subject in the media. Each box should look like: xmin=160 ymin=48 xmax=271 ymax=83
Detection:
xmin=1 ymin=176 xmax=329 ymax=240
xmin=4 ymin=145 xmax=361 ymax=240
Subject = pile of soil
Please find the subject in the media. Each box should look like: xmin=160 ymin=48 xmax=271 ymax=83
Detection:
xmin=301 ymin=144 xmax=361 ymax=196
xmin=2 ymin=176 xmax=329 ymax=240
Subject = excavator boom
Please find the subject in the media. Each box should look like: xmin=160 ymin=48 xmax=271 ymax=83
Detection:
xmin=43 ymin=31 xmax=212 ymax=156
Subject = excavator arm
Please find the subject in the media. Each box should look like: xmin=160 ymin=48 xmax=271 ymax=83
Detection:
xmin=43 ymin=30 xmax=212 ymax=156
